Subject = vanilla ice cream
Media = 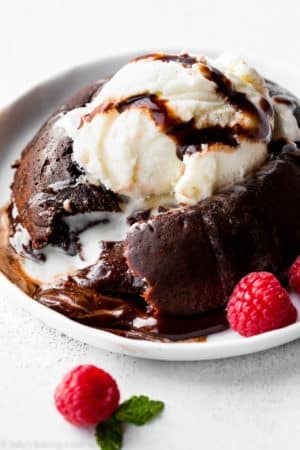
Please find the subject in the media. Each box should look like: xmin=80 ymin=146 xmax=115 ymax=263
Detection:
xmin=58 ymin=52 xmax=274 ymax=206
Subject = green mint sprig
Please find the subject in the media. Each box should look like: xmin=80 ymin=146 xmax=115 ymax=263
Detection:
xmin=95 ymin=416 xmax=122 ymax=450
xmin=115 ymin=395 xmax=164 ymax=426
xmin=95 ymin=395 xmax=165 ymax=450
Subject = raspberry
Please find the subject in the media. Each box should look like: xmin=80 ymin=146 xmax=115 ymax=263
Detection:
xmin=54 ymin=365 xmax=120 ymax=426
xmin=289 ymin=256 xmax=300 ymax=294
xmin=227 ymin=272 xmax=297 ymax=337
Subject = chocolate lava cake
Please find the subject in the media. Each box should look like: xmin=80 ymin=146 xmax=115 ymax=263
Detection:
xmin=2 ymin=53 xmax=300 ymax=341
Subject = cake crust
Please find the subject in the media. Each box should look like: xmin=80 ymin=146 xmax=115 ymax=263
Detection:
xmin=125 ymin=147 xmax=300 ymax=315
xmin=12 ymin=82 xmax=120 ymax=250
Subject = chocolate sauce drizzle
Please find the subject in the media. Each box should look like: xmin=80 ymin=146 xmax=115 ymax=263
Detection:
xmin=82 ymin=54 xmax=272 ymax=160
xmin=200 ymin=64 xmax=272 ymax=140
xmin=132 ymin=52 xmax=199 ymax=67
xmin=116 ymin=94 xmax=239 ymax=160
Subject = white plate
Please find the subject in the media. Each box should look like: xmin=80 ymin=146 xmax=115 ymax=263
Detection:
xmin=1 ymin=49 xmax=300 ymax=361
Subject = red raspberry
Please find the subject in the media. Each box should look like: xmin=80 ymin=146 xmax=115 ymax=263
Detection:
xmin=54 ymin=365 xmax=120 ymax=426
xmin=227 ymin=272 xmax=297 ymax=337
xmin=289 ymin=256 xmax=300 ymax=294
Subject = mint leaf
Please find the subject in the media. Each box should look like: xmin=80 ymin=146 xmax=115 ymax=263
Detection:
xmin=115 ymin=395 xmax=164 ymax=426
xmin=95 ymin=416 xmax=122 ymax=450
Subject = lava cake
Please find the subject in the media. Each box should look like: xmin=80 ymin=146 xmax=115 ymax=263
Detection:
xmin=1 ymin=52 xmax=300 ymax=341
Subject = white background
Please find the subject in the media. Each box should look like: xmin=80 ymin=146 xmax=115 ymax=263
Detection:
xmin=1 ymin=1 xmax=300 ymax=449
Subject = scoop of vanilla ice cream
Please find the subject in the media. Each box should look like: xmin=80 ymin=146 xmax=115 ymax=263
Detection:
xmin=57 ymin=52 xmax=273 ymax=205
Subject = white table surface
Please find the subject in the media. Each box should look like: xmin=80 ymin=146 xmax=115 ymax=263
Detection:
xmin=1 ymin=1 xmax=300 ymax=449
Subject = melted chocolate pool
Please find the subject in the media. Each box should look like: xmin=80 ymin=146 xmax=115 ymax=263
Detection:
xmin=0 ymin=207 xmax=228 ymax=342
